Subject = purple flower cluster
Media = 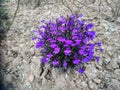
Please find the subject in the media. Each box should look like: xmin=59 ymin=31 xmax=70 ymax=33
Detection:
xmin=32 ymin=13 xmax=103 ymax=74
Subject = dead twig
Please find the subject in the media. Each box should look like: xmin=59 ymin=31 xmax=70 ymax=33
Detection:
xmin=8 ymin=0 xmax=20 ymax=30
xmin=76 ymin=0 xmax=112 ymax=20
xmin=61 ymin=0 xmax=72 ymax=13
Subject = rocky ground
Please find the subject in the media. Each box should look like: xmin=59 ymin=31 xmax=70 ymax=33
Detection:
xmin=0 ymin=0 xmax=120 ymax=90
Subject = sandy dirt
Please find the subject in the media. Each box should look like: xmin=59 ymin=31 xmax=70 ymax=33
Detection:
xmin=0 ymin=0 xmax=120 ymax=90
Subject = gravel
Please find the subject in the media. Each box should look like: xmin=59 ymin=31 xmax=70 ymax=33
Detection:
xmin=0 ymin=0 xmax=120 ymax=90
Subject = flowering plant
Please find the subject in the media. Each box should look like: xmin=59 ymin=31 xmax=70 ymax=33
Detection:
xmin=32 ymin=13 xmax=102 ymax=74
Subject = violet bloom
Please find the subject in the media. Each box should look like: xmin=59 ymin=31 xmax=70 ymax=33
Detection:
xmin=97 ymin=42 xmax=102 ymax=46
xmin=72 ymin=35 xmax=78 ymax=39
xmin=65 ymin=40 xmax=73 ymax=45
xmin=99 ymin=48 xmax=103 ymax=52
xmin=75 ymin=40 xmax=81 ymax=45
xmin=78 ymin=68 xmax=85 ymax=74
xmin=63 ymin=61 xmax=67 ymax=67
xmin=83 ymin=38 xmax=88 ymax=44
xmin=52 ymin=60 xmax=59 ymax=66
xmin=32 ymin=13 xmax=103 ymax=74
xmin=79 ymin=50 xmax=85 ymax=55
xmin=50 ymin=44 xmax=57 ymax=48
xmin=82 ymin=57 xmax=90 ymax=63
xmin=88 ymin=31 xmax=96 ymax=40
xmin=86 ymin=23 xmax=94 ymax=30
xmin=53 ymin=47 xmax=60 ymax=54
xmin=73 ymin=29 xmax=77 ymax=34
xmin=57 ymin=37 xmax=65 ymax=42
xmin=60 ymin=26 xmax=65 ymax=31
xmin=49 ymin=39 xmax=56 ymax=43
xmin=36 ymin=41 xmax=44 ymax=48
xmin=46 ymin=53 xmax=53 ymax=58
xmin=64 ymin=49 xmax=71 ymax=55
xmin=41 ymin=58 xmax=48 ymax=63
xmin=89 ymin=44 xmax=95 ymax=50
xmin=78 ymin=13 xmax=83 ymax=17
xmin=81 ymin=45 xmax=86 ymax=50
xmin=73 ymin=59 xmax=80 ymax=65
xmin=95 ymin=56 xmax=100 ymax=62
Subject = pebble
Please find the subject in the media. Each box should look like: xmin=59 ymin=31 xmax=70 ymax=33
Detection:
xmin=93 ymin=78 xmax=101 ymax=84
xmin=107 ymin=79 xmax=120 ymax=90
xmin=28 ymin=74 xmax=34 ymax=82
xmin=88 ymin=81 xmax=97 ymax=89
xmin=103 ymin=58 xmax=110 ymax=64
xmin=106 ymin=60 xmax=119 ymax=70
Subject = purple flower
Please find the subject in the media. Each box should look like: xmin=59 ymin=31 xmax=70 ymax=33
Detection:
xmin=97 ymin=42 xmax=102 ymax=46
xmin=72 ymin=35 xmax=78 ymax=39
xmin=95 ymin=56 xmax=100 ymax=62
xmin=60 ymin=26 xmax=65 ymax=31
xmin=46 ymin=53 xmax=53 ymax=58
xmin=83 ymin=38 xmax=88 ymax=43
xmin=41 ymin=58 xmax=48 ymax=63
xmin=75 ymin=40 xmax=81 ymax=45
xmin=32 ymin=37 xmax=35 ymax=40
xmin=78 ymin=13 xmax=83 ymax=17
xmin=79 ymin=50 xmax=85 ymax=55
xmin=63 ymin=61 xmax=67 ymax=67
xmin=49 ymin=39 xmax=56 ymax=43
xmin=57 ymin=37 xmax=65 ymax=42
xmin=41 ymin=20 xmax=45 ymax=23
xmin=88 ymin=51 xmax=94 ymax=57
xmin=99 ymin=48 xmax=103 ymax=52
xmin=65 ymin=40 xmax=73 ymax=45
xmin=32 ymin=13 xmax=103 ymax=74
xmin=64 ymin=44 xmax=69 ymax=47
xmin=82 ymin=57 xmax=90 ymax=63
xmin=50 ymin=44 xmax=57 ymax=48
xmin=36 ymin=41 xmax=44 ymax=48
xmin=52 ymin=60 xmax=59 ymax=66
xmin=73 ymin=59 xmax=80 ymax=65
xmin=81 ymin=45 xmax=86 ymax=50
xmin=70 ymin=13 xmax=76 ymax=19
xmin=81 ymin=20 xmax=85 ymax=25
xmin=41 ymin=49 xmax=46 ymax=53
xmin=53 ymin=47 xmax=60 ymax=54
xmin=86 ymin=23 xmax=94 ymax=30
xmin=89 ymin=44 xmax=95 ymax=50
xmin=73 ymin=29 xmax=78 ymax=33
xmin=64 ymin=49 xmax=71 ymax=55
xmin=78 ymin=68 xmax=85 ymax=74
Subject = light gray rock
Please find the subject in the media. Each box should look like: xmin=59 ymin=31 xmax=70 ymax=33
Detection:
xmin=88 ymin=81 xmax=98 ymax=90
xmin=112 ymin=69 xmax=120 ymax=80
xmin=103 ymin=58 xmax=111 ymax=64
xmin=28 ymin=74 xmax=34 ymax=82
xmin=106 ymin=60 xmax=119 ymax=70
xmin=107 ymin=79 xmax=120 ymax=90
xmin=85 ymin=64 xmax=98 ymax=79
xmin=93 ymin=78 xmax=101 ymax=84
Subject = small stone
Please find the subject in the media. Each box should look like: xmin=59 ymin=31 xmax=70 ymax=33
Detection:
xmin=112 ymin=69 xmax=120 ymax=80
xmin=106 ymin=60 xmax=119 ymax=70
xmin=107 ymin=79 xmax=120 ymax=90
xmin=30 ymin=48 xmax=35 ymax=55
xmin=103 ymin=58 xmax=110 ymax=64
xmin=81 ymin=82 xmax=88 ymax=87
xmin=93 ymin=78 xmax=101 ymax=84
xmin=5 ymin=74 xmax=13 ymax=82
xmin=88 ymin=81 xmax=97 ymax=89
xmin=97 ymin=71 xmax=104 ymax=79
xmin=85 ymin=64 xmax=98 ymax=79
xmin=28 ymin=74 xmax=34 ymax=82
xmin=42 ymin=78 xmax=48 ymax=86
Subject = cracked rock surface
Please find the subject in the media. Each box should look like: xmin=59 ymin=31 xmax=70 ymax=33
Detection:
xmin=0 ymin=0 xmax=120 ymax=90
